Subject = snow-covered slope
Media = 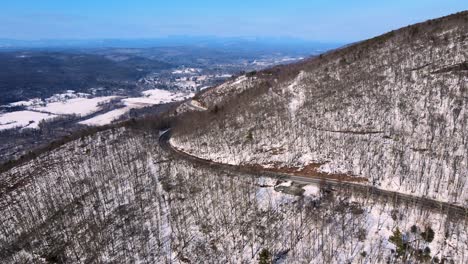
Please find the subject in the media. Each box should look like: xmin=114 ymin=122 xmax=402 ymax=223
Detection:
xmin=0 ymin=127 xmax=466 ymax=263
xmin=172 ymin=12 xmax=468 ymax=206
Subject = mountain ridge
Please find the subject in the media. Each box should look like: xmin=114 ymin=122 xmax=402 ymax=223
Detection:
xmin=172 ymin=11 xmax=468 ymax=206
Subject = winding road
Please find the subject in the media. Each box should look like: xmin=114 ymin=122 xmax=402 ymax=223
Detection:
xmin=159 ymin=129 xmax=467 ymax=219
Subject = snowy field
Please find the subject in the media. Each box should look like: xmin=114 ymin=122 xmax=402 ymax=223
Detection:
xmin=172 ymin=67 xmax=201 ymax=74
xmin=0 ymin=111 xmax=57 ymax=130
xmin=80 ymin=88 xmax=193 ymax=126
xmin=79 ymin=107 xmax=129 ymax=126
xmin=32 ymin=96 xmax=118 ymax=116
xmin=1 ymin=89 xmax=192 ymax=130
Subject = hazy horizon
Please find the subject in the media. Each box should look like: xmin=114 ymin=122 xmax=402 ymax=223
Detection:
xmin=0 ymin=36 xmax=345 ymax=51
xmin=1 ymin=0 xmax=466 ymax=43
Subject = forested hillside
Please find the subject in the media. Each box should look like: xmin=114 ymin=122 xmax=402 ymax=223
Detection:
xmin=0 ymin=127 xmax=466 ymax=263
xmin=173 ymin=11 xmax=468 ymax=206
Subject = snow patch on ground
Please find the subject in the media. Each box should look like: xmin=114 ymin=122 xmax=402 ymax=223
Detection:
xmin=190 ymin=100 xmax=207 ymax=110
xmin=80 ymin=89 xmax=193 ymax=127
xmin=302 ymin=185 xmax=320 ymax=197
xmin=286 ymin=71 xmax=306 ymax=115
xmin=232 ymin=75 xmax=247 ymax=85
xmin=140 ymin=89 xmax=192 ymax=104
xmin=79 ymin=108 xmax=129 ymax=126
xmin=216 ymin=74 xmax=232 ymax=78
xmin=0 ymin=111 xmax=57 ymax=130
xmin=319 ymin=162 xmax=350 ymax=175
xmin=256 ymin=184 xmax=296 ymax=209
xmin=32 ymin=96 xmax=118 ymax=116
xmin=172 ymin=68 xmax=201 ymax=74
xmin=44 ymin=90 xmax=91 ymax=103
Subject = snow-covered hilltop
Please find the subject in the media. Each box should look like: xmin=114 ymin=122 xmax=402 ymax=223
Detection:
xmin=172 ymin=12 xmax=468 ymax=206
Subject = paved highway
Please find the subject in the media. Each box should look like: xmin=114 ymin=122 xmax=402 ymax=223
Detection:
xmin=159 ymin=129 xmax=467 ymax=219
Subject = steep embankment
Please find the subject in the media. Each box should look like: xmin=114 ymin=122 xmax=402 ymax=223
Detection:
xmin=172 ymin=12 xmax=468 ymax=206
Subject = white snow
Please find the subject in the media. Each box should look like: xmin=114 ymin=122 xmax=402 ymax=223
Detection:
xmin=122 ymin=89 xmax=191 ymax=110
xmin=172 ymin=68 xmax=201 ymax=74
xmin=32 ymin=96 xmax=118 ymax=116
xmin=256 ymin=184 xmax=295 ymax=209
xmin=319 ymin=162 xmax=350 ymax=175
xmin=45 ymin=90 xmax=90 ymax=103
xmin=80 ymin=89 xmax=193 ymax=127
xmin=0 ymin=111 xmax=57 ymax=130
xmin=3 ymin=87 xmax=194 ymax=130
xmin=4 ymin=90 xmax=116 ymax=116
xmin=216 ymin=74 xmax=232 ymax=78
xmin=302 ymin=185 xmax=320 ymax=196
xmin=189 ymin=100 xmax=207 ymax=110
xmin=286 ymin=71 xmax=306 ymax=115
xmin=141 ymin=88 xmax=191 ymax=103
xmin=1 ymin=91 xmax=117 ymax=130
xmin=232 ymin=75 xmax=247 ymax=85
xmin=79 ymin=107 xmax=129 ymax=126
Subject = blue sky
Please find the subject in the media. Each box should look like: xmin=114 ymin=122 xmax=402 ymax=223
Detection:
xmin=0 ymin=0 xmax=466 ymax=42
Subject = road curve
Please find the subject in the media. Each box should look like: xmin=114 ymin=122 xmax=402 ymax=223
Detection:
xmin=159 ymin=129 xmax=467 ymax=219
xmin=186 ymin=100 xmax=208 ymax=111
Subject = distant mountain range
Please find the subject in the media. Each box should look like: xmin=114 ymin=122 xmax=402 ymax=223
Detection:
xmin=0 ymin=36 xmax=342 ymax=54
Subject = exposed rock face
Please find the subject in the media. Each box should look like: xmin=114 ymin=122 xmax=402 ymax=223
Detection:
xmin=173 ymin=12 xmax=468 ymax=206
